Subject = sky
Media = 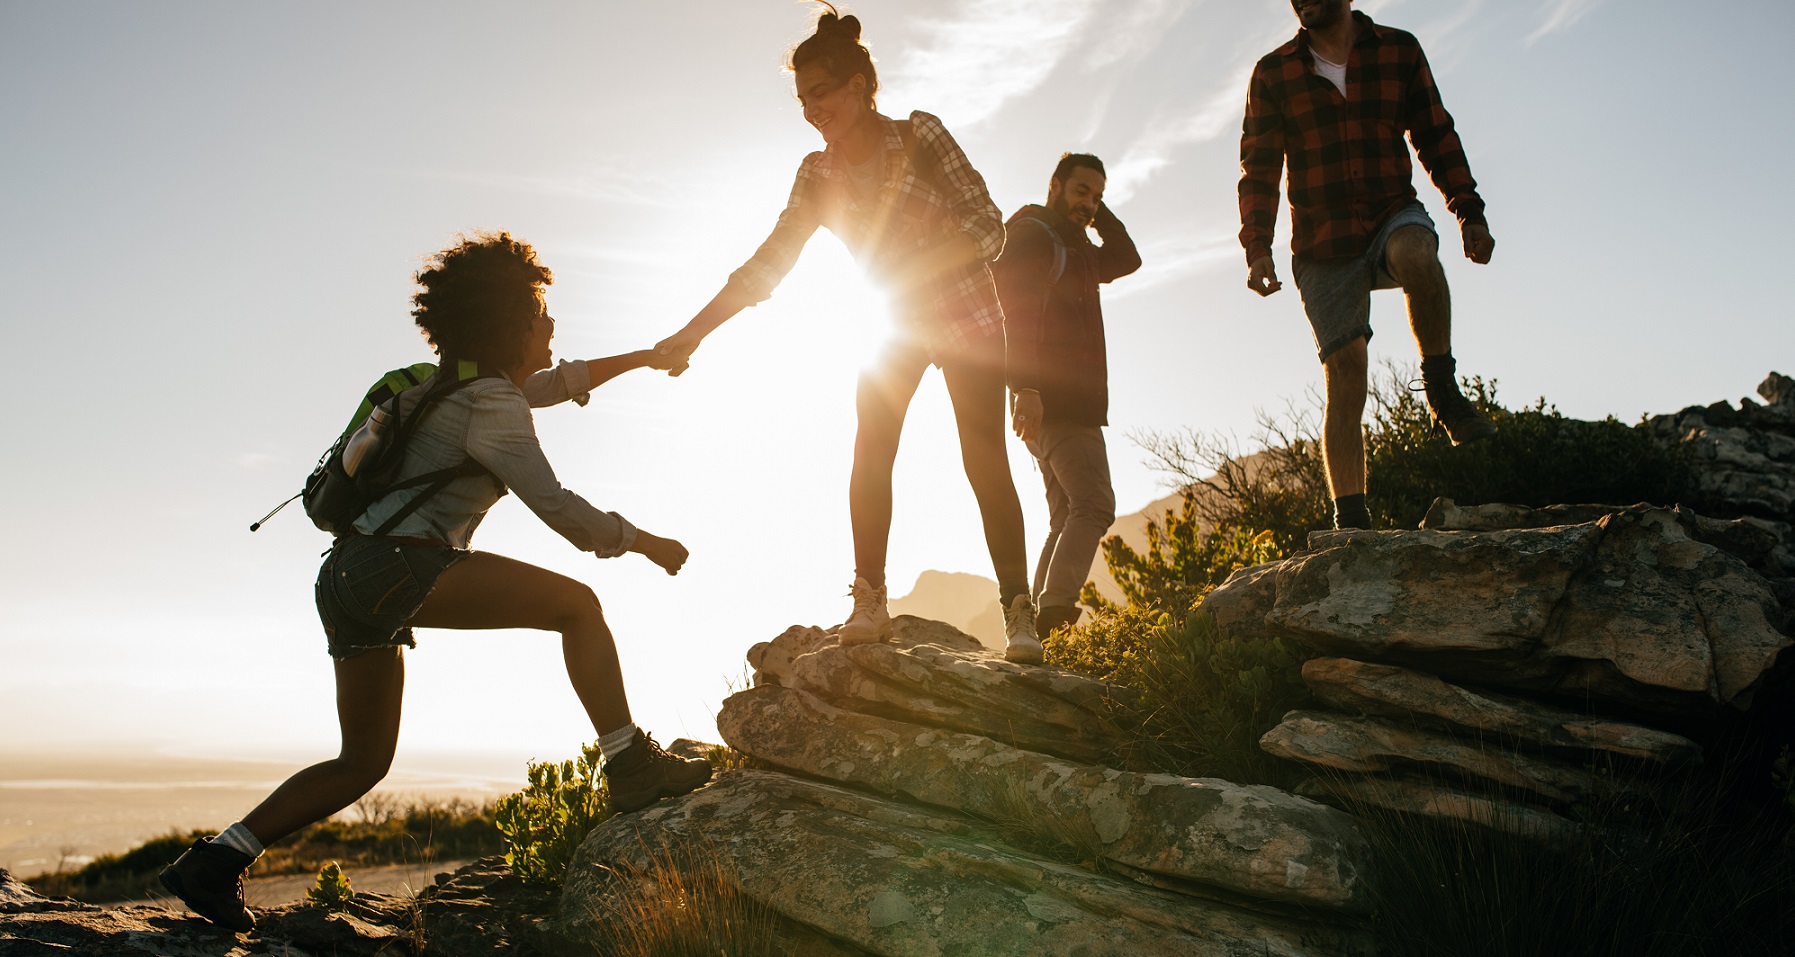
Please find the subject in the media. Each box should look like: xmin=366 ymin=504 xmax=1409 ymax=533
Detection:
xmin=2 ymin=0 xmax=1791 ymax=776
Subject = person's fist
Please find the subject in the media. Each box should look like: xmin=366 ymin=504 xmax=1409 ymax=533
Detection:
xmin=1463 ymin=224 xmax=1495 ymax=264
xmin=1247 ymin=256 xmax=1282 ymax=296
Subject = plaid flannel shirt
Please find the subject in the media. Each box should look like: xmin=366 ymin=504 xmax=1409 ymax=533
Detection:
xmin=1238 ymin=11 xmax=1486 ymax=264
xmin=728 ymin=110 xmax=1006 ymax=359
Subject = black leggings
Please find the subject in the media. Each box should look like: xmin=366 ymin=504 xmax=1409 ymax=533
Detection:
xmin=850 ymin=333 xmax=1029 ymax=601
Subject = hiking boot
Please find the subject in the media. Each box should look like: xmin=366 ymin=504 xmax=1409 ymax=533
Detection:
xmin=1421 ymin=374 xmax=1497 ymax=447
xmin=158 ymin=838 xmax=256 ymax=932
xmin=1002 ymin=594 xmax=1044 ymax=664
xmin=604 ymin=730 xmax=714 ymax=814
xmin=839 ymin=577 xmax=890 ymax=645
xmin=1036 ymin=603 xmax=1082 ymax=638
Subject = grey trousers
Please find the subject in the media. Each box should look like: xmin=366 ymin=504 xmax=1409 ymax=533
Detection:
xmin=1027 ymin=422 xmax=1116 ymax=609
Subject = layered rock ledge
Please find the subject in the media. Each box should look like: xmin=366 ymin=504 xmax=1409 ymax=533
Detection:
xmin=560 ymin=616 xmax=1377 ymax=957
xmin=1210 ymin=501 xmax=1790 ymax=842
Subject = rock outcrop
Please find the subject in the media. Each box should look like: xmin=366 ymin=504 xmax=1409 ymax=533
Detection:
xmin=1208 ymin=501 xmax=1789 ymax=843
xmin=1208 ymin=505 xmax=1790 ymax=718
xmin=1648 ymin=372 xmax=1795 ymax=556
xmin=558 ymin=616 xmax=1377 ymax=957
xmin=0 ymin=859 xmax=561 ymax=957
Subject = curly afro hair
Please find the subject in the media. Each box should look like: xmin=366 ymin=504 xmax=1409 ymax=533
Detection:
xmin=411 ymin=231 xmax=552 ymax=369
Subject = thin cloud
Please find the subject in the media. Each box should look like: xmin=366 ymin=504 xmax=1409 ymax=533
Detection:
xmin=880 ymin=0 xmax=1102 ymax=128
xmin=1527 ymin=0 xmax=1608 ymax=45
xmin=1083 ymin=0 xmax=1203 ymax=72
xmin=1105 ymin=230 xmax=1237 ymax=300
xmin=1104 ymin=71 xmax=1249 ymax=204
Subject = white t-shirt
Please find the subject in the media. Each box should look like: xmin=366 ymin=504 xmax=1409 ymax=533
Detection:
xmin=1311 ymin=48 xmax=1348 ymax=96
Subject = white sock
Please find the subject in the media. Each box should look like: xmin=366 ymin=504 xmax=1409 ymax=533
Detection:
xmin=598 ymin=722 xmax=641 ymax=762
xmin=214 ymin=822 xmax=264 ymax=859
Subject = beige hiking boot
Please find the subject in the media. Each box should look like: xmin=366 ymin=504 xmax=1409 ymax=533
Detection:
xmin=839 ymin=577 xmax=891 ymax=645
xmin=1002 ymin=594 xmax=1044 ymax=664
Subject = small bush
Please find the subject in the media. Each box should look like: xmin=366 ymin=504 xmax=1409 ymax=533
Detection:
xmin=1048 ymin=609 xmax=1313 ymax=787
xmin=494 ymin=742 xmax=612 ymax=890
xmin=304 ymin=861 xmax=354 ymax=910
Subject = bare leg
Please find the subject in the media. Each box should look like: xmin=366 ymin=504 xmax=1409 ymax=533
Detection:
xmin=1384 ymin=225 xmax=1451 ymax=357
xmin=850 ymin=350 xmax=929 ymax=589
xmin=410 ymin=551 xmax=631 ymax=735
xmin=241 ymin=648 xmax=403 ymax=846
xmin=1321 ymin=337 xmax=1370 ymax=499
xmin=942 ymin=355 xmax=1029 ymax=600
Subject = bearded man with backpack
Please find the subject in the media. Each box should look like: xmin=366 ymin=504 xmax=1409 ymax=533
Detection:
xmin=994 ymin=153 xmax=1141 ymax=639
xmin=157 ymin=232 xmax=713 ymax=933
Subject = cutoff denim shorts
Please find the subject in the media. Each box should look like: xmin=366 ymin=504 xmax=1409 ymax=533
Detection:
xmin=1290 ymin=200 xmax=1438 ymax=362
xmin=315 ymin=534 xmax=469 ymax=659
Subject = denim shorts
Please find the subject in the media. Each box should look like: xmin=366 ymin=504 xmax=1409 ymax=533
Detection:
xmin=315 ymin=535 xmax=470 ymax=659
xmin=1290 ymin=200 xmax=1438 ymax=362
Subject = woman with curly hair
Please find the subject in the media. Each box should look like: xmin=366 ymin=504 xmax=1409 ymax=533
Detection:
xmin=157 ymin=232 xmax=711 ymax=933
xmin=655 ymin=4 xmax=1042 ymax=663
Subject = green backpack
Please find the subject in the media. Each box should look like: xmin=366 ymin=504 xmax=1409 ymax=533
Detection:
xmin=252 ymin=360 xmax=495 ymax=538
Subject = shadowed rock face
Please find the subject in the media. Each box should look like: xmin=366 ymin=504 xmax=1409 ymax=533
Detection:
xmin=721 ymin=684 xmax=1370 ymax=912
xmin=1299 ymin=657 xmax=1702 ymax=766
xmin=1208 ymin=505 xmax=1791 ymax=718
xmin=561 ymin=772 xmax=1374 ymax=957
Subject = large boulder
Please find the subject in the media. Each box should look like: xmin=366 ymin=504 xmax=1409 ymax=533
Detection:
xmin=721 ymin=684 xmax=1371 ymax=913
xmin=560 ymin=771 xmax=1374 ymax=957
xmin=1207 ymin=506 xmax=1791 ymax=718
xmin=749 ymin=617 xmax=1123 ymax=764
xmin=1295 ymin=776 xmax=1581 ymax=847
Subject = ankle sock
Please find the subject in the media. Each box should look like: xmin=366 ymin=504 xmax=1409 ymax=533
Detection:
xmin=598 ymin=722 xmax=641 ymax=763
xmin=214 ymin=822 xmax=264 ymax=859
xmin=1333 ymin=494 xmax=1372 ymax=530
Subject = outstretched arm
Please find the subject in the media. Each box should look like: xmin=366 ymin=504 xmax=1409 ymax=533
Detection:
xmin=656 ymin=156 xmax=824 ymax=373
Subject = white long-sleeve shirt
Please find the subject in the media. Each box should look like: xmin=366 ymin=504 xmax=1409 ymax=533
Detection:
xmin=353 ymin=360 xmax=637 ymax=556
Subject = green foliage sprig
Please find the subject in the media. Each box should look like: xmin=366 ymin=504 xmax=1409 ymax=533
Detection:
xmin=304 ymin=860 xmax=354 ymax=910
xmin=494 ymin=741 xmax=612 ymax=889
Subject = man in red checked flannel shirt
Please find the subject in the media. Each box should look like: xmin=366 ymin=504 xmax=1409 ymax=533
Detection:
xmin=1239 ymin=0 xmax=1498 ymax=531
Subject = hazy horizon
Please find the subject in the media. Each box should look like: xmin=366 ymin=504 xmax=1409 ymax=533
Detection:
xmin=4 ymin=0 xmax=1790 ymax=796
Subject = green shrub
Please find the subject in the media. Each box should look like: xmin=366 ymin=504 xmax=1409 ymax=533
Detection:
xmin=1048 ymin=609 xmax=1312 ymax=787
xmin=1363 ymin=373 xmax=1697 ymax=530
xmin=304 ymin=860 xmax=354 ymax=910
xmin=1137 ymin=367 xmax=1697 ymax=539
xmin=494 ymin=742 xmax=612 ymax=890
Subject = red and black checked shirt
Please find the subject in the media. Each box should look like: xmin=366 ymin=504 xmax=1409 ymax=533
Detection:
xmin=728 ymin=110 xmax=1006 ymax=360
xmin=1238 ymin=11 xmax=1486 ymax=264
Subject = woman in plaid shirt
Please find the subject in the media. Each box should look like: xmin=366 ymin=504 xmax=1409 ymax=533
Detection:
xmin=654 ymin=5 xmax=1042 ymax=663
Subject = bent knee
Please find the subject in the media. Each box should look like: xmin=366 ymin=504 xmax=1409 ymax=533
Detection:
xmin=545 ymin=582 xmax=605 ymax=632
xmin=1385 ymin=227 xmax=1443 ymax=281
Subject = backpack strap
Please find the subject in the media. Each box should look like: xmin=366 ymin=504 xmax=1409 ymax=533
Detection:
xmin=897 ymin=119 xmax=945 ymax=200
xmin=1016 ymin=215 xmax=1068 ymax=290
xmin=362 ymin=366 xmax=499 ymax=537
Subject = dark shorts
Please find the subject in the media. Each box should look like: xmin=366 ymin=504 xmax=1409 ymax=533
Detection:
xmin=315 ymin=534 xmax=470 ymax=659
xmin=1290 ymin=200 xmax=1438 ymax=362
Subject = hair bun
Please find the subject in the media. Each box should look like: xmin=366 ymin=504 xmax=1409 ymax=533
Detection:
xmin=817 ymin=11 xmax=862 ymax=42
